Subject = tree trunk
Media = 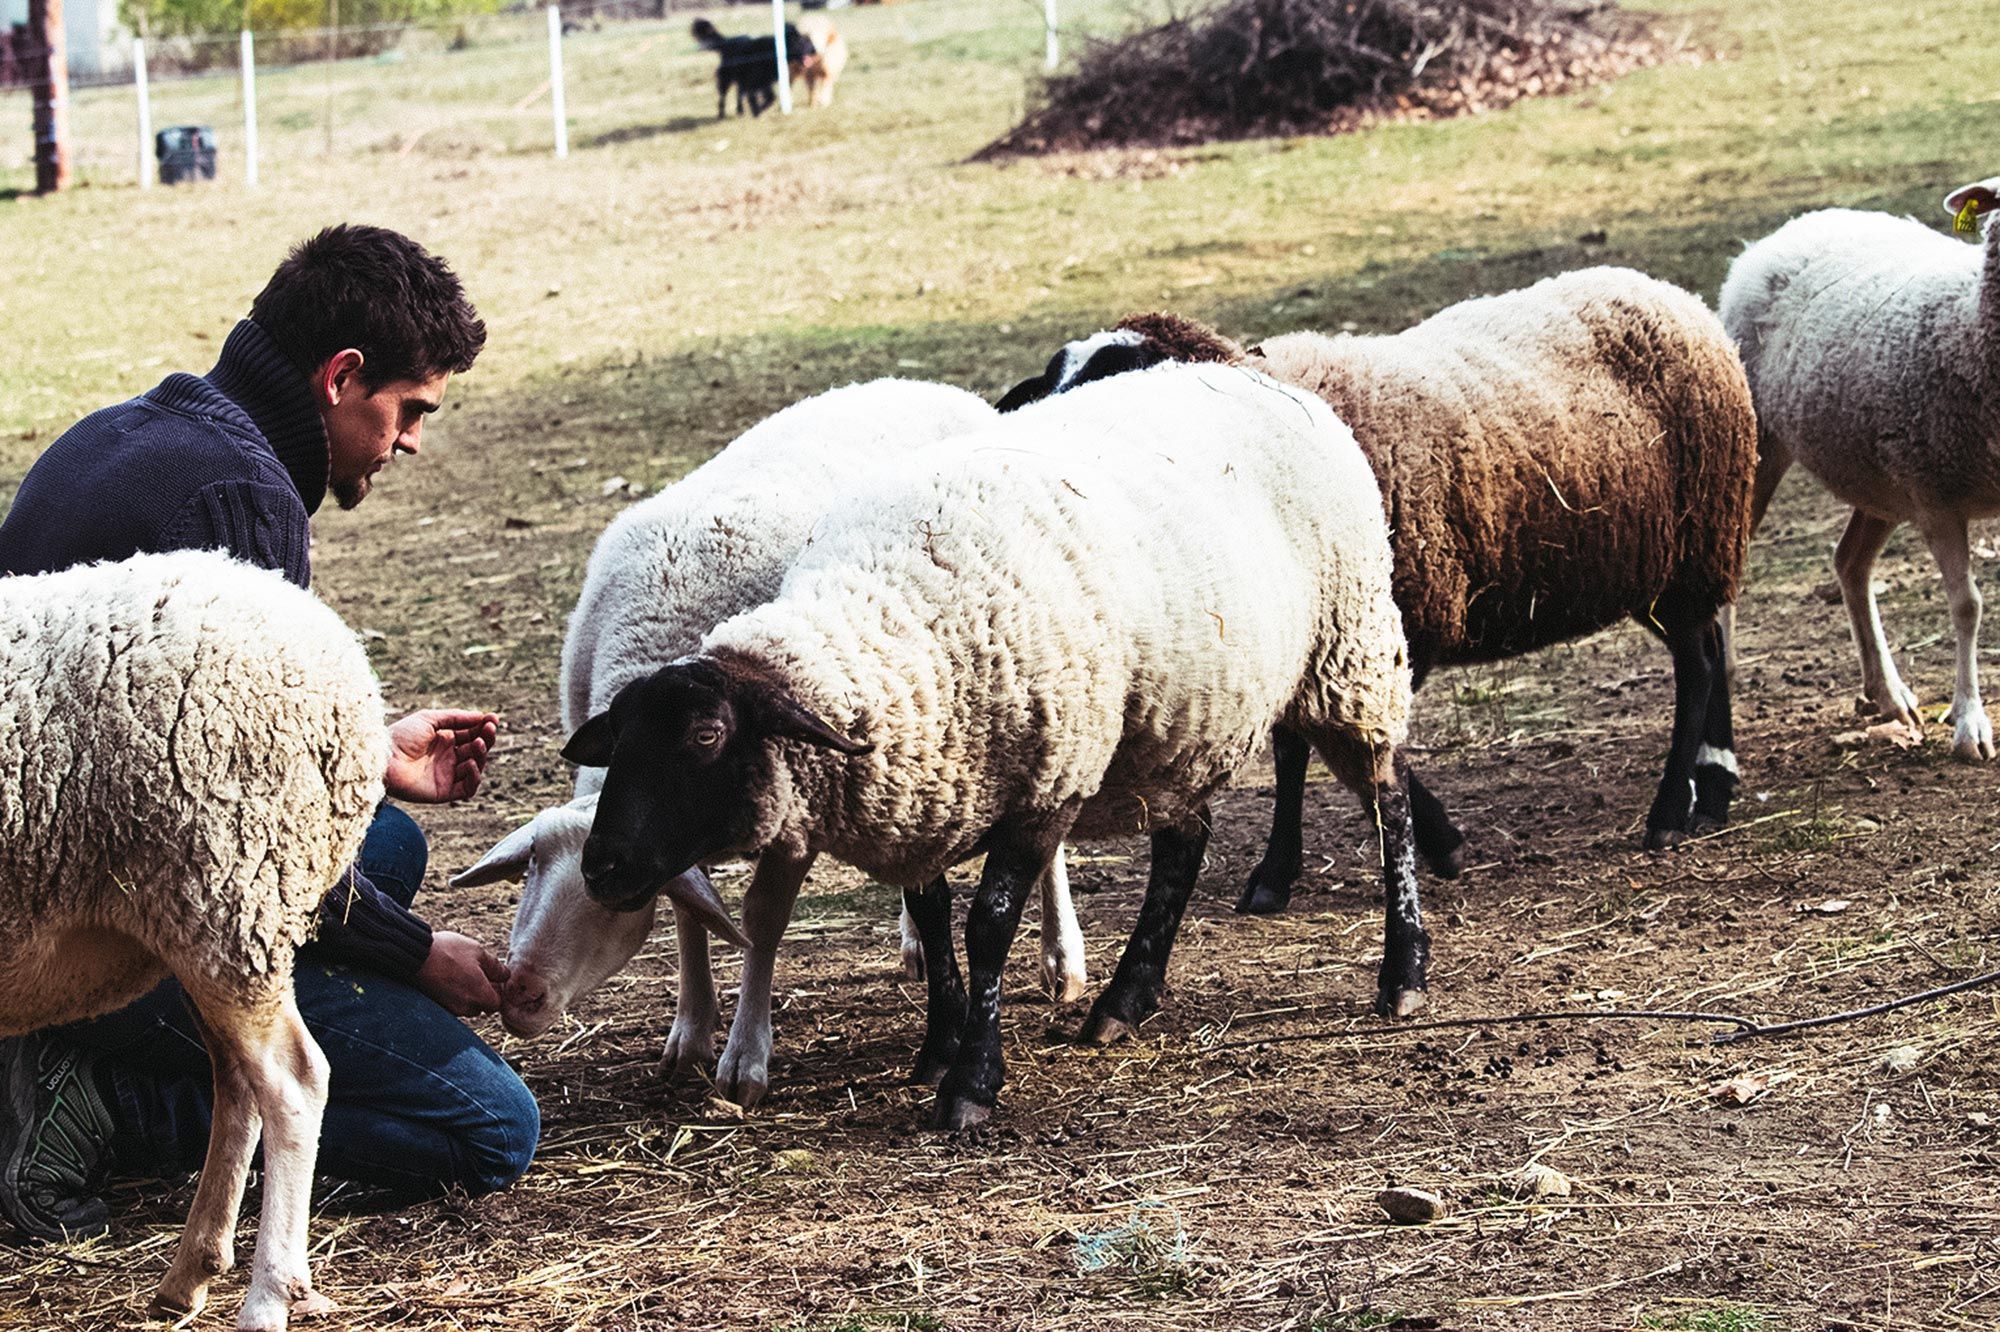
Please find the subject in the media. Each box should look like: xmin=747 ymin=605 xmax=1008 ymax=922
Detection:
xmin=28 ymin=0 xmax=69 ymax=193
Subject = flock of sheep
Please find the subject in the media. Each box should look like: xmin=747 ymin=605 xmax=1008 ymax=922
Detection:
xmin=1 ymin=179 xmax=1994 ymax=1329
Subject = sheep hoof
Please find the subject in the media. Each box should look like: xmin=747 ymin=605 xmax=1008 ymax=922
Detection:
xmin=1233 ymin=879 xmax=1293 ymax=915
xmin=1075 ymin=1011 xmax=1137 ymax=1047
xmin=1642 ymin=826 xmax=1686 ymax=851
xmin=1422 ymin=840 xmax=1465 ymax=880
xmin=292 ymin=1289 xmax=338 ymax=1320
xmin=930 ymin=1094 xmax=992 ymax=1131
xmin=1044 ymin=971 xmax=1089 ymax=1005
xmin=1375 ymin=987 xmax=1427 ymax=1019
xmin=147 ymin=1287 xmax=203 ymax=1321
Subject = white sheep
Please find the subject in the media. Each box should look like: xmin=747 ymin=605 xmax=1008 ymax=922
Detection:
xmin=455 ymin=379 xmax=1086 ymax=1108
xmin=1001 ymin=278 xmax=1758 ymax=907
xmin=1718 ymin=179 xmax=2000 ymax=759
xmin=563 ymin=361 xmax=1423 ymax=1130
xmin=0 ymin=550 xmax=387 ymax=1332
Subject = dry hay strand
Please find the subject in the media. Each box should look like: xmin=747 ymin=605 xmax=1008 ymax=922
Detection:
xmin=978 ymin=0 xmax=1698 ymax=158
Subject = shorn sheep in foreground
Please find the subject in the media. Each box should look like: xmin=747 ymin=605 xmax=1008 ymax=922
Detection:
xmin=455 ymin=379 xmax=1085 ymax=1110
xmin=1719 ymin=178 xmax=2000 ymax=759
xmin=0 ymin=551 xmax=387 ymax=1332
xmin=565 ymin=361 xmax=1423 ymax=1129
xmin=1002 ymin=269 xmax=1757 ymax=910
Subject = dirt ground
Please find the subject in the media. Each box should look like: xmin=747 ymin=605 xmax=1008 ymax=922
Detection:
xmin=7 ymin=411 xmax=2000 ymax=1332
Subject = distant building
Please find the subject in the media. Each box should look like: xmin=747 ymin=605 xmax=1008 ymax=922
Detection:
xmin=0 ymin=0 xmax=130 ymax=82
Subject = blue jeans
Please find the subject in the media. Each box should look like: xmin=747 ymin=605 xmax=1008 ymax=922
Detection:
xmin=61 ymin=806 xmax=538 ymax=1199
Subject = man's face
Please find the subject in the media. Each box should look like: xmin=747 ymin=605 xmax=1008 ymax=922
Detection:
xmin=320 ymin=355 xmax=450 ymax=510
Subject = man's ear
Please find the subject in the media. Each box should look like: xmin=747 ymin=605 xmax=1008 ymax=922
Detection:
xmin=319 ymin=348 xmax=365 ymax=406
xmin=562 ymin=711 xmax=619 ymax=766
xmin=758 ymin=685 xmax=872 ymax=755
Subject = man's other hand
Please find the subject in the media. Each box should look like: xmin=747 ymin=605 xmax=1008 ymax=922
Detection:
xmin=386 ymin=709 xmax=498 ymax=804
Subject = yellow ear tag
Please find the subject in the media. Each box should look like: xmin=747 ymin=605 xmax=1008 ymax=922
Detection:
xmin=1955 ymin=197 xmax=1983 ymax=235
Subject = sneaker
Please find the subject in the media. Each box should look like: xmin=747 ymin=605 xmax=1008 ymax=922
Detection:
xmin=0 ymin=1033 xmax=114 ymax=1242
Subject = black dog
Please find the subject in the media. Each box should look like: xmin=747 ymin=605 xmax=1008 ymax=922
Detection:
xmin=691 ymin=18 xmax=814 ymax=119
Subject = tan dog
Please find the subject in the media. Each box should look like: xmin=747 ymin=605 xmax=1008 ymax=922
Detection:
xmin=791 ymin=14 xmax=847 ymax=108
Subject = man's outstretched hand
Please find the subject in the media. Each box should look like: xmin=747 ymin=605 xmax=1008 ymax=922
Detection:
xmin=386 ymin=709 xmax=498 ymax=804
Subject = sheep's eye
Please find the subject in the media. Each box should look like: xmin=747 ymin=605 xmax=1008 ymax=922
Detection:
xmin=689 ymin=724 xmax=724 ymax=749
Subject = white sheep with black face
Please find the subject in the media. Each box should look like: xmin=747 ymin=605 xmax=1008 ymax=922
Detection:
xmin=455 ymin=378 xmax=1085 ymax=1108
xmin=566 ymin=361 xmax=1423 ymax=1131
xmin=1719 ymin=178 xmax=2000 ymax=759
xmin=0 ymin=550 xmax=387 ymax=1332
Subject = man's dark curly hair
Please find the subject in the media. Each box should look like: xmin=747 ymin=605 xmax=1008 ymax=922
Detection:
xmin=250 ymin=224 xmax=486 ymax=389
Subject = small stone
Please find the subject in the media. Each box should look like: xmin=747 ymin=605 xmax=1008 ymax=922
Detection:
xmin=771 ymin=1148 xmax=817 ymax=1173
xmin=1880 ymin=1046 xmax=1920 ymax=1075
xmin=600 ymin=475 xmax=630 ymax=496
xmin=1377 ymin=1186 xmax=1445 ymax=1224
xmin=1513 ymin=1162 xmax=1573 ymax=1199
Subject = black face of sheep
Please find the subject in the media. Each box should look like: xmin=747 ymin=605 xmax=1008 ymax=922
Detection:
xmin=563 ymin=656 xmax=869 ymax=936
xmin=995 ymin=330 xmax=1163 ymax=411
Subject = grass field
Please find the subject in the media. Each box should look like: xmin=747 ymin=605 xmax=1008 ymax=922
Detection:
xmin=3 ymin=0 xmax=1999 ymax=1328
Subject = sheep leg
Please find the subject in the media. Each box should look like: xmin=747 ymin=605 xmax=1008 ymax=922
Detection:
xmin=1038 ymin=845 xmax=1088 ymax=1004
xmin=1642 ymin=614 xmax=1718 ymax=849
xmin=182 ymin=986 xmax=331 ymax=1332
xmin=933 ymin=806 xmax=1077 ymax=1131
xmin=1692 ymin=617 xmax=1739 ymax=831
xmin=662 ymin=900 xmax=720 ymax=1074
xmin=1834 ymin=508 xmax=1922 ymax=730
xmin=1317 ymin=736 xmax=1429 ymax=1016
xmin=1237 ymin=726 xmax=1309 ymax=914
xmin=151 ymin=1017 xmax=260 ymax=1322
xmin=904 ymin=878 xmax=964 ymax=1085
xmin=714 ymin=849 xmax=814 ymax=1109
xmin=898 ymin=900 xmax=926 ymax=981
xmin=1078 ymin=806 xmax=1211 ymax=1047
xmin=1404 ymin=766 xmax=1465 ymax=880
xmin=1915 ymin=511 xmax=1994 ymax=760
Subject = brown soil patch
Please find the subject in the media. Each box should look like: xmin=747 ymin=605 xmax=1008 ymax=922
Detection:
xmin=5 ymin=427 xmax=1998 ymax=1332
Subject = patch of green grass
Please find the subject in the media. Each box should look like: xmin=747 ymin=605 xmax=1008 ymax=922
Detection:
xmin=1639 ymin=1304 xmax=1772 ymax=1332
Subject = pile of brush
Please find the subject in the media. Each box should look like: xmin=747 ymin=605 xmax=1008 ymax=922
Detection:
xmin=979 ymin=0 xmax=1685 ymax=156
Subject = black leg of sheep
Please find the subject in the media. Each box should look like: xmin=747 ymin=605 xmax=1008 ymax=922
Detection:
xmin=904 ymin=877 xmax=965 ymax=1086
xmin=1692 ymin=618 xmax=1738 ymax=832
xmin=1642 ymin=611 xmax=1725 ymax=849
xmin=1238 ymin=729 xmax=1309 ymax=914
xmin=933 ymin=807 xmax=1078 ymax=1131
xmin=1239 ymin=727 xmax=1465 ymax=916
xmin=1078 ymin=806 xmax=1213 ymax=1047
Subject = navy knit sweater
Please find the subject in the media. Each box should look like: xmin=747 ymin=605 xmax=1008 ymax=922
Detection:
xmin=0 ymin=319 xmax=436 ymax=980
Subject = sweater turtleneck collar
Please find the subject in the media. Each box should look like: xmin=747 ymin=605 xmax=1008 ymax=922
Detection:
xmin=200 ymin=319 xmax=330 ymax=515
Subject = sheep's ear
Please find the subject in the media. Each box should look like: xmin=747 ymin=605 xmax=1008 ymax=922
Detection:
xmin=760 ymin=687 xmax=872 ymax=755
xmin=1944 ymin=181 xmax=2000 ymax=222
xmin=562 ymin=712 xmax=619 ymax=767
xmin=996 ymin=372 xmax=1056 ymax=412
xmin=451 ymin=819 xmax=537 ymax=888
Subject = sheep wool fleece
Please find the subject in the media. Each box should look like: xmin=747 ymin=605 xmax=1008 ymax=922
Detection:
xmin=1718 ymin=208 xmax=2000 ymax=518
xmin=703 ymin=361 xmax=1411 ymax=884
xmin=1251 ymin=266 xmax=1755 ymax=665
xmin=0 ymin=550 xmax=388 ymax=1031
xmin=561 ymin=379 xmax=1000 ymax=736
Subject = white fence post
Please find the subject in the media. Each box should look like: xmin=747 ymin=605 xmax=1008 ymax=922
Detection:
xmin=547 ymin=4 xmax=567 ymax=158
xmin=1044 ymin=0 xmax=1058 ymax=71
xmin=133 ymin=36 xmax=152 ymax=188
xmin=770 ymin=0 xmax=791 ymax=115
xmin=240 ymin=29 xmax=258 ymax=187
